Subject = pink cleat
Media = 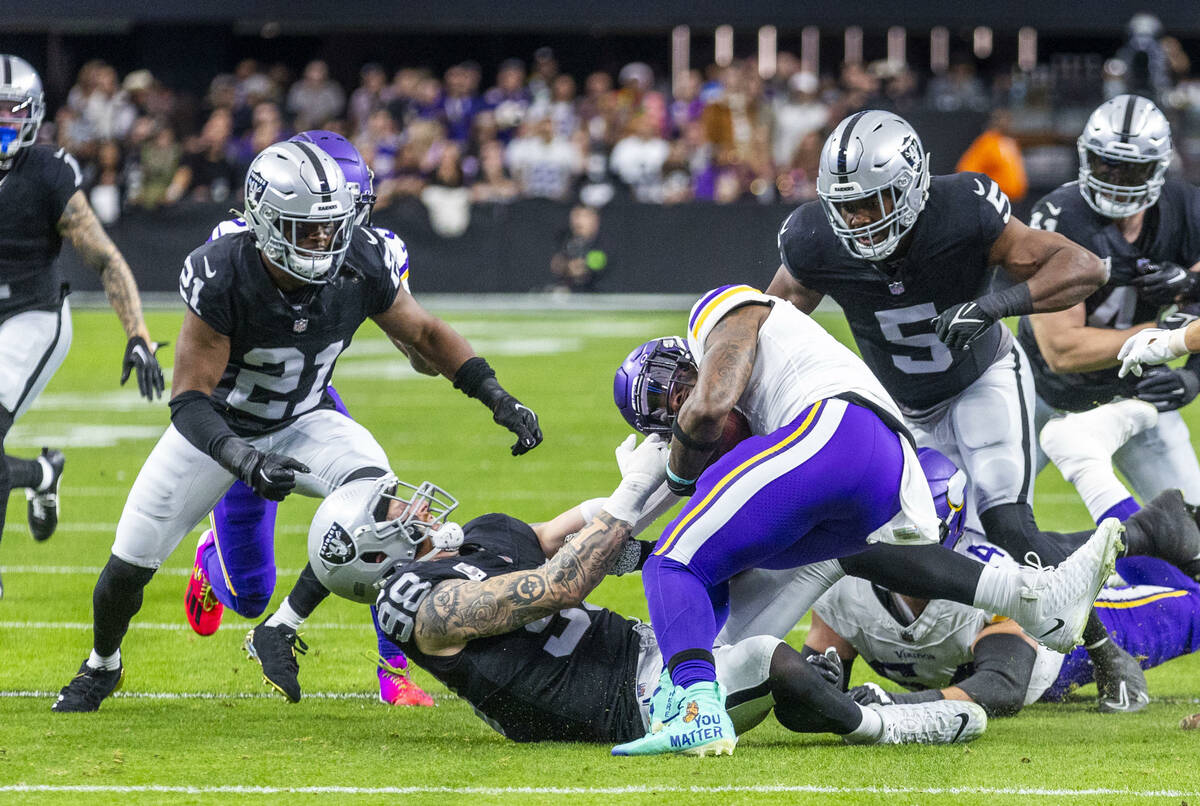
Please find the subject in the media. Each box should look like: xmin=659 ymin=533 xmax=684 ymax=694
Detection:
xmin=375 ymin=655 xmax=434 ymax=707
xmin=185 ymin=531 xmax=224 ymax=637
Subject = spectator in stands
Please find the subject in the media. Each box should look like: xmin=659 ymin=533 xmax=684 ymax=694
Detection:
xmin=1115 ymin=13 xmax=1171 ymax=102
xmin=168 ymin=108 xmax=239 ymax=203
xmin=610 ymin=112 xmax=671 ymax=203
xmin=422 ymin=141 xmax=471 ymax=237
xmin=579 ymin=70 xmax=618 ymax=150
xmin=470 ymin=139 xmax=519 ymax=203
xmin=772 ymin=71 xmax=828 ymax=169
xmin=442 ymin=64 xmax=483 ymax=143
xmin=529 ymin=47 xmax=560 ymax=106
xmin=669 ymin=70 xmax=705 ymax=138
xmin=349 ymin=63 xmax=390 ymax=135
xmin=956 ymin=108 xmax=1029 ymax=202
xmin=409 ymin=75 xmax=444 ymax=124
xmin=287 ymin=60 xmax=345 ymax=130
xmin=506 ymin=115 xmax=580 ymax=201
xmin=132 ymin=124 xmax=181 ymax=209
xmin=356 ymin=108 xmax=402 ymax=181
xmin=386 ymin=67 xmax=422 ymax=127
xmin=485 ymin=59 xmax=532 ymax=143
xmin=78 ymin=63 xmax=137 ymax=142
xmin=534 ymin=74 xmax=579 ymax=140
xmin=926 ymin=56 xmax=989 ymax=112
xmin=776 ymin=128 xmax=824 ymax=204
xmin=548 ymin=204 xmax=607 ymax=292
xmin=234 ymin=101 xmax=288 ymax=171
xmin=85 ymin=140 xmax=126 ymax=225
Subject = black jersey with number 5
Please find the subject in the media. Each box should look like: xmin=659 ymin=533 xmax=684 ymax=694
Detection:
xmin=0 ymin=145 xmax=82 ymax=320
xmin=177 ymin=226 xmax=403 ymax=434
xmin=1017 ymin=179 xmax=1200 ymax=411
xmin=378 ymin=513 xmax=645 ymax=743
xmin=778 ymin=172 xmax=1012 ymax=412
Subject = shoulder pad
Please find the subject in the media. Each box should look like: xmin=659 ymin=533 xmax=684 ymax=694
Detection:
xmin=686 ymin=285 xmax=771 ymax=361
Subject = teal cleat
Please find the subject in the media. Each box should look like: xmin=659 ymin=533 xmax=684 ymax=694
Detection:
xmin=647 ymin=669 xmax=679 ymax=732
xmin=613 ymin=681 xmax=737 ymax=757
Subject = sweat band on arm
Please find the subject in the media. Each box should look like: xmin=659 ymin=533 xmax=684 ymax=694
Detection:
xmin=169 ymin=390 xmax=254 ymax=473
xmin=452 ymin=356 xmax=506 ymax=410
xmin=975 ymin=282 xmax=1034 ymax=320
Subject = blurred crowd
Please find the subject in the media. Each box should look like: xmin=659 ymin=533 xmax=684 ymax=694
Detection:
xmin=41 ymin=19 xmax=1200 ymax=230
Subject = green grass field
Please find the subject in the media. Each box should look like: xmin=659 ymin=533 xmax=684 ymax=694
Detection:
xmin=2 ymin=306 xmax=1200 ymax=805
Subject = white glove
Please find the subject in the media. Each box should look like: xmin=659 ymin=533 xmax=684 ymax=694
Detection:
xmin=604 ymin=434 xmax=670 ymax=524
xmin=1118 ymin=327 xmax=1190 ymax=378
xmin=614 ymin=433 xmax=638 ymax=476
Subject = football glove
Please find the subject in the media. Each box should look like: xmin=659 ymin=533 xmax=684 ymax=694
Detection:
xmin=1132 ymin=261 xmax=1200 ymax=306
xmin=932 ymin=301 xmax=994 ymax=350
xmin=805 ymin=646 xmax=844 ymax=690
xmin=849 ymin=682 xmax=895 ymax=707
xmin=1134 ymin=367 xmax=1200 ymax=412
xmin=121 ymin=336 xmax=166 ymax=401
xmin=492 ymin=393 xmax=543 ymax=456
xmin=234 ymin=449 xmax=310 ymax=501
xmin=1158 ymin=307 xmax=1200 ymax=331
xmin=1118 ymin=327 xmax=1190 ymax=377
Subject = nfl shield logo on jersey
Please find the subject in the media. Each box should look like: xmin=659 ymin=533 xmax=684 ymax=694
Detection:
xmin=293 ymin=318 xmax=308 ymax=333
xmin=318 ymin=523 xmax=356 ymax=565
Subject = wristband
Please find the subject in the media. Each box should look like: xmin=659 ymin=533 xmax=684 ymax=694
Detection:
xmin=666 ymin=465 xmax=697 ymax=488
xmin=975 ymin=282 xmax=1034 ymax=320
xmin=671 ymin=420 xmax=721 ymax=452
xmin=1169 ymin=326 xmax=1191 ymax=359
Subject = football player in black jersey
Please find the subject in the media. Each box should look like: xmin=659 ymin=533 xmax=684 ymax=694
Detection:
xmin=0 ymin=55 xmax=162 ymax=598
xmin=52 ymin=141 xmax=541 ymax=712
xmin=1021 ymin=95 xmax=1200 ymax=511
xmin=307 ymin=440 xmax=989 ymax=748
xmin=768 ymin=109 xmax=1143 ymax=708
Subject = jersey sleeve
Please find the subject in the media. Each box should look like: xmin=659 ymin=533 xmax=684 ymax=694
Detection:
xmin=777 ymin=202 xmax=826 ymax=284
xmin=46 ymin=147 xmax=83 ymax=220
xmin=961 ymin=172 xmax=1011 ymax=249
xmin=372 ymin=227 xmax=411 ymax=292
xmin=178 ymin=246 xmax=234 ymax=335
xmin=686 ymin=284 xmax=773 ymax=362
xmin=361 ymin=229 xmax=405 ymax=317
xmin=208 ymin=217 xmax=249 ymax=242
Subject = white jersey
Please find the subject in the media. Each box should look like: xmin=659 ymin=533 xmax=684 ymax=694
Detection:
xmin=209 ymin=218 xmax=411 ymax=293
xmin=814 ymin=534 xmax=1064 ymax=705
xmin=686 ymin=285 xmax=902 ymax=435
xmin=686 ymin=285 xmax=941 ymax=547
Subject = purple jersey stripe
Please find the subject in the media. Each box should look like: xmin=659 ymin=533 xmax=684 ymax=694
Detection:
xmin=688 ymin=285 xmax=738 ymax=333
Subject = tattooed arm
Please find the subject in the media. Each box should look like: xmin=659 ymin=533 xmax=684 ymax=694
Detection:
xmin=412 ymin=512 xmax=633 ymax=656
xmin=57 ymin=190 xmax=151 ymax=343
xmin=668 ymin=302 xmax=770 ymax=483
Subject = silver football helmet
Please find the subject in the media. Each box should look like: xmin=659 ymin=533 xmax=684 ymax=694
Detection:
xmin=1077 ymin=94 xmax=1172 ymax=219
xmin=243 ymin=141 xmax=357 ymax=284
xmin=817 ymin=110 xmax=930 ymax=261
xmin=0 ymin=55 xmax=45 ymax=167
xmin=309 ymin=473 xmax=462 ymax=603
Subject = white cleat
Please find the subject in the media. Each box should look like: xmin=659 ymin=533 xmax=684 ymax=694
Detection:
xmin=1010 ymin=518 xmax=1123 ymax=653
xmin=1040 ymin=399 xmax=1158 ymax=477
xmin=851 ymin=701 xmax=988 ymax=745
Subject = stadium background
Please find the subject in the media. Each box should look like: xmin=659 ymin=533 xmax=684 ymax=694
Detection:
xmin=6 ymin=4 xmax=1200 ymax=803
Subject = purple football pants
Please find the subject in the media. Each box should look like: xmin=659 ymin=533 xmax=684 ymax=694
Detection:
xmin=644 ymin=398 xmax=908 ymax=687
xmin=200 ymin=387 xmax=402 ymax=660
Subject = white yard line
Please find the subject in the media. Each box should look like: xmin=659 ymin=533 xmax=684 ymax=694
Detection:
xmin=0 ymin=784 xmax=1195 ymax=798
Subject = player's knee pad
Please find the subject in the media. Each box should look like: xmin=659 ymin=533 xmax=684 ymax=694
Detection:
xmin=718 ymin=635 xmax=782 ymax=734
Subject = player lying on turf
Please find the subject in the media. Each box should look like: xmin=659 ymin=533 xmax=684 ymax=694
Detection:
xmin=52 ymin=140 xmax=541 ymax=713
xmin=188 ymin=130 xmax=440 ymax=707
xmin=307 ymin=439 xmax=990 ymax=748
xmin=808 ymin=402 xmax=1200 ymax=716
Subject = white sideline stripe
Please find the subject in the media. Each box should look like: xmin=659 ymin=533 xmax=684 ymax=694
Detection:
xmin=1 ymin=784 xmax=1197 ymax=798
xmin=0 ymin=621 xmax=367 ymax=632
xmin=0 ymin=690 xmax=454 ymax=701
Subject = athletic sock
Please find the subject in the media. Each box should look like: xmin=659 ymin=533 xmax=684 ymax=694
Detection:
xmin=845 ymin=704 xmax=883 ymax=741
xmin=88 ymin=649 xmax=121 ymax=671
xmin=1100 ymin=498 xmax=1140 ymax=526
xmin=371 ymin=605 xmax=404 ymax=659
xmin=5 ymin=455 xmax=43 ymax=489
xmin=283 ymin=563 xmax=331 ymax=620
xmin=92 ymin=555 xmax=156 ymax=657
xmin=971 ymin=563 xmax=1021 ymax=614
xmin=265 ymin=599 xmax=304 ymax=631
xmin=668 ymin=653 xmax=717 ymax=689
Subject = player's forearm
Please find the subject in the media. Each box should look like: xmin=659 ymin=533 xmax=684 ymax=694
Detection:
xmin=1187 ymin=320 xmax=1200 ymax=354
xmin=1026 ymin=247 xmax=1108 ymax=314
xmin=1036 ymin=320 xmax=1156 ymax=373
xmin=98 ymin=260 xmax=151 ymax=341
xmin=414 ymin=319 xmax=476 ymax=378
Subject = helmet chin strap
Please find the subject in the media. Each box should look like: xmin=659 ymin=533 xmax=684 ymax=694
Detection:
xmin=429 ymin=522 xmax=464 ymax=551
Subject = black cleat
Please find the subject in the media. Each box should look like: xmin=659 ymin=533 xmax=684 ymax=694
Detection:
xmin=245 ymin=622 xmax=308 ymax=703
xmin=26 ymin=447 xmax=65 ymax=542
xmin=1126 ymin=489 xmax=1200 ymax=578
xmin=1090 ymin=639 xmax=1150 ymax=714
xmin=52 ymin=660 xmax=124 ymax=712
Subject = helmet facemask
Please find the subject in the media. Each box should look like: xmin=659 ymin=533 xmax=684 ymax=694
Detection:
xmin=371 ymin=478 xmax=462 ymax=559
xmin=0 ymin=91 xmax=43 ymax=165
xmin=1078 ymin=142 xmax=1167 ymax=219
xmin=634 ymin=343 xmax=697 ymax=434
xmin=820 ymin=167 xmax=926 ymax=261
xmin=247 ymin=199 xmax=355 ymax=284
xmin=349 ymin=168 xmax=378 ymax=226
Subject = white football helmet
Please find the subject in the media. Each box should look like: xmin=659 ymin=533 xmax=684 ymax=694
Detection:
xmin=817 ymin=110 xmax=930 ymax=261
xmin=308 ymin=473 xmax=462 ymax=603
xmin=243 ymin=141 xmax=357 ymax=283
xmin=1077 ymin=94 xmax=1172 ymax=219
xmin=0 ymin=55 xmax=45 ymax=167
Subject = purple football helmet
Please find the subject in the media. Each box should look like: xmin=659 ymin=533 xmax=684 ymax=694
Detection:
xmin=917 ymin=446 xmax=968 ymax=548
xmin=290 ymin=130 xmax=376 ymax=224
xmin=613 ymin=336 xmax=697 ymax=435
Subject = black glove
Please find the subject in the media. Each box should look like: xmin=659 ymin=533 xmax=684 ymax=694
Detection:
xmin=849 ymin=682 xmax=894 ymax=707
xmin=233 ymin=449 xmax=310 ymax=501
xmin=932 ymin=301 xmax=995 ymax=350
xmin=121 ymin=336 xmax=165 ymax=401
xmin=492 ymin=393 xmax=543 ymax=455
xmin=1158 ymin=308 xmax=1200 ymax=331
xmin=1133 ymin=261 xmax=1200 ymax=306
xmin=1134 ymin=367 xmax=1200 ymax=412
xmin=805 ymin=647 xmax=844 ymax=690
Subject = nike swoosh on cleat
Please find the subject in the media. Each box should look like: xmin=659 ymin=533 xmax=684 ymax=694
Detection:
xmin=952 ymin=713 xmax=970 ymax=742
xmin=1039 ymin=618 xmax=1065 ymax=638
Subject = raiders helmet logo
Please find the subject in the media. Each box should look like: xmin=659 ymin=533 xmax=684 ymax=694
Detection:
xmin=247 ymin=170 xmax=268 ymax=204
xmin=899 ymin=137 xmax=922 ymax=171
xmin=318 ymin=523 xmax=356 ymax=565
